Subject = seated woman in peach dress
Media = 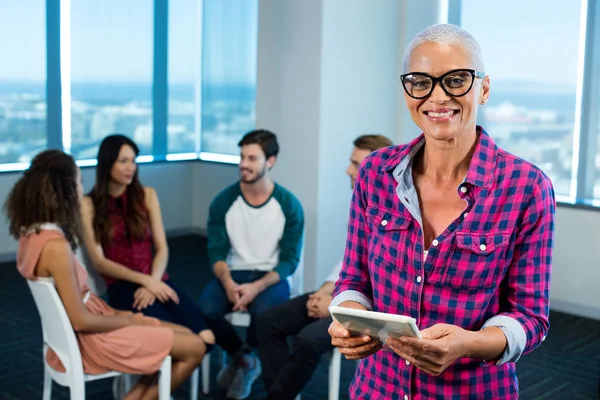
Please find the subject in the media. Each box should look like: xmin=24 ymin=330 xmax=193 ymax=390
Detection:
xmin=4 ymin=149 xmax=205 ymax=400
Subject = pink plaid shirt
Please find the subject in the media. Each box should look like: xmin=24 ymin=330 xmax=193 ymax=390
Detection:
xmin=332 ymin=127 xmax=555 ymax=399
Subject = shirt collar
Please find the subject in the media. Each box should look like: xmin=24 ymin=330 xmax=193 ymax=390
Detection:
xmin=23 ymin=222 xmax=64 ymax=235
xmin=108 ymin=191 xmax=127 ymax=213
xmin=383 ymin=126 xmax=497 ymax=189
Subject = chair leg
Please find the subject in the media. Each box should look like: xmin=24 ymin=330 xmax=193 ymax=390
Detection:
xmin=42 ymin=366 xmax=52 ymax=400
xmin=123 ymin=374 xmax=133 ymax=393
xmin=201 ymin=353 xmax=211 ymax=394
xmin=68 ymin=378 xmax=85 ymax=400
xmin=328 ymin=349 xmax=342 ymax=400
xmin=189 ymin=366 xmax=199 ymax=400
xmin=158 ymin=355 xmax=172 ymax=400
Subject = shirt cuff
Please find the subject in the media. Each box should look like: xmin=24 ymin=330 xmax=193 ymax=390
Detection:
xmin=482 ymin=315 xmax=527 ymax=365
xmin=329 ymin=290 xmax=373 ymax=311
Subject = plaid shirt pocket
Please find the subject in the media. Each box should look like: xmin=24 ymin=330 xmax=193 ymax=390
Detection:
xmin=443 ymin=230 xmax=511 ymax=290
xmin=366 ymin=206 xmax=412 ymax=268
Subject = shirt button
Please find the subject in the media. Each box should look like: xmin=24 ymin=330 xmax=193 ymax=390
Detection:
xmin=381 ymin=219 xmax=388 ymax=226
xmin=416 ymin=276 xmax=422 ymax=283
xmin=479 ymin=244 xmax=487 ymax=251
xmin=405 ymin=359 xmax=410 ymax=365
xmin=463 ymin=212 xmax=469 ymax=218
xmin=432 ymin=239 xmax=439 ymax=247
xmin=404 ymin=395 xmax=409 ymax=400
xmin=460 ymin=186 xmax=467 ymax=193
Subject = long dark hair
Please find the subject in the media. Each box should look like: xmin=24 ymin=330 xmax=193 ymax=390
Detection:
xmin=88 ymin=134 xmax=147 ymax=246
xmin=3 ymin=150 xmax=81 ymax=250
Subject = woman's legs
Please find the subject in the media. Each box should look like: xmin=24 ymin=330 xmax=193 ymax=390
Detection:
xmin=161 ymin=281 xmax=215 ymax=349
xmin=112 ymin=279 xmax=215 ymax=353
xmin=123 ymin=321 xmax=206 ymax=400
xmin=198 ymin=329 xmax=215 ymax=346
xmin=168 ymin=321 xmax=215 ymax=350
xmin=122 ymin=374 xmax=156 ymax=400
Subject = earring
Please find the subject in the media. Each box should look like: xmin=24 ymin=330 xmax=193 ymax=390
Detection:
xmin=480 ymin=99 xmax=487 ymax=105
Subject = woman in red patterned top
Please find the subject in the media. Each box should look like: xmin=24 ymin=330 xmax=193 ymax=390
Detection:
xmin=80 ymin=134 xmax=214 ymax=354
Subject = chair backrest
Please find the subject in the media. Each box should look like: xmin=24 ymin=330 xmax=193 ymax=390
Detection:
xmin=27 ymin=279 xmax=85 ymax=379
xmin=288 ymin=242 xmax=305 ymax=298
xmin=75 ymin=246 xmax=107 ymax=296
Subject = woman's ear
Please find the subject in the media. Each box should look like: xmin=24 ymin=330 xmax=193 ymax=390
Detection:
xmin=479 ymin=75 xmax=490 ymax=105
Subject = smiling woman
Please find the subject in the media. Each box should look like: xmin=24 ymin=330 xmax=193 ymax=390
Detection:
xmin=329 ymin=24 xmax=556 ymax=400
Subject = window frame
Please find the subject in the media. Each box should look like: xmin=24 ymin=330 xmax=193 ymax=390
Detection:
xmin=453 ymin=0 xmax=600 ymax=208
xmin=0 ymin=0 xmax=251 ymax=174
xmin=576 ymin=0 xmax=600 ymax=202
xmin=6 ymin=1 xmax=600 ymax=210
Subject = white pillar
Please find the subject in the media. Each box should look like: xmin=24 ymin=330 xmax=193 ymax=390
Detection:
xmin=256 ymin=0 xmax=447 ymax=289
xmin=256 ymin=0 xmax=324 ymax=290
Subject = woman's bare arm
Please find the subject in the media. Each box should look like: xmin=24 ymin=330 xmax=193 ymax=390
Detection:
xmin=145 ymin=187 xmax=169 ymax=281
xmin=38 ymin=238 xmax=131 ymax=333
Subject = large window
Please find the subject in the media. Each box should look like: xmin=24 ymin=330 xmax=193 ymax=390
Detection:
xmin=461 ymin=0 xmax=584 ymax=197
xmin=168 ymin=0 xmax=200 ymax=155
xmin=167 ymin=0 xmax=259 ymax=158
xmin=590 ymin=1 xmax=600 ymax=199
xmin=0 ymin=1 xmax=258 ymax=169
xmin=200 ymin=0 xmax=258 ymax=155
xmin=595 ymin=98 xmax=600 ymax=198
xmin=0 ymin=0 xmax=46 ymax=164
xmin=69 ymin=0 xmax=154 ymax=159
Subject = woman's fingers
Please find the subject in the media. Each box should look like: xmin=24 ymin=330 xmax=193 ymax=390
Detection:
xmin=338 ymin=338 xmax=382 ymax=360
xmin=328 ymin=320 xmax=350 ymax=338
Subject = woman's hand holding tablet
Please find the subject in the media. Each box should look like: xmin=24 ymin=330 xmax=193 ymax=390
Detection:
xmin=329 ymin=306 xmax=422 ymax=341
xmin=328 ymin=302 xmax=384 ymax=360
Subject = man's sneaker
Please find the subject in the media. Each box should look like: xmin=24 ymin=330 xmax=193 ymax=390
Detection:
xmin=217 ymin=359 xmax=238 ymax=389
xmin=226 ymin=356 xmax=262 ymax=400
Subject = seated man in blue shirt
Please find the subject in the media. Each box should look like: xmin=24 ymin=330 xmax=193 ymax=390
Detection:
xmin=256 ymin=134 xmax=393 ymax=400
xmin=199 ymin=129 xmax=304 ymax=400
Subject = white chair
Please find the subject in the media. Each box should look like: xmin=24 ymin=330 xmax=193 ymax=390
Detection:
xmin=26 ymin=278 xmax=172 ymax=400
xmin=327 ymin=348 xmax=343 ymax=400
xmin=75 ymin=246 xmax=107 ymax=297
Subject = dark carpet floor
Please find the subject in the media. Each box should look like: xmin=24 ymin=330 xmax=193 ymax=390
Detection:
xmin=0 ymin=235 xmax=598 ymax=399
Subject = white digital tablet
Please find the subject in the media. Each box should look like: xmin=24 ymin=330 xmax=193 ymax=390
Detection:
xmin=330 ymin=306 xmax=422 ymax=341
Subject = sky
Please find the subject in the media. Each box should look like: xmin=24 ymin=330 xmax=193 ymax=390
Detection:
xmin=461 ymin=0 xmax=583 ymax=86
xmin=0 ymin=0 xmax=584 ymax=86
xmin=0 ymin=0 xmax=258 ymax=84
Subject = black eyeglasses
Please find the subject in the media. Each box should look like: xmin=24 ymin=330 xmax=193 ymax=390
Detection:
xmin=400 ymin=69 xmax=485 ymax=99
